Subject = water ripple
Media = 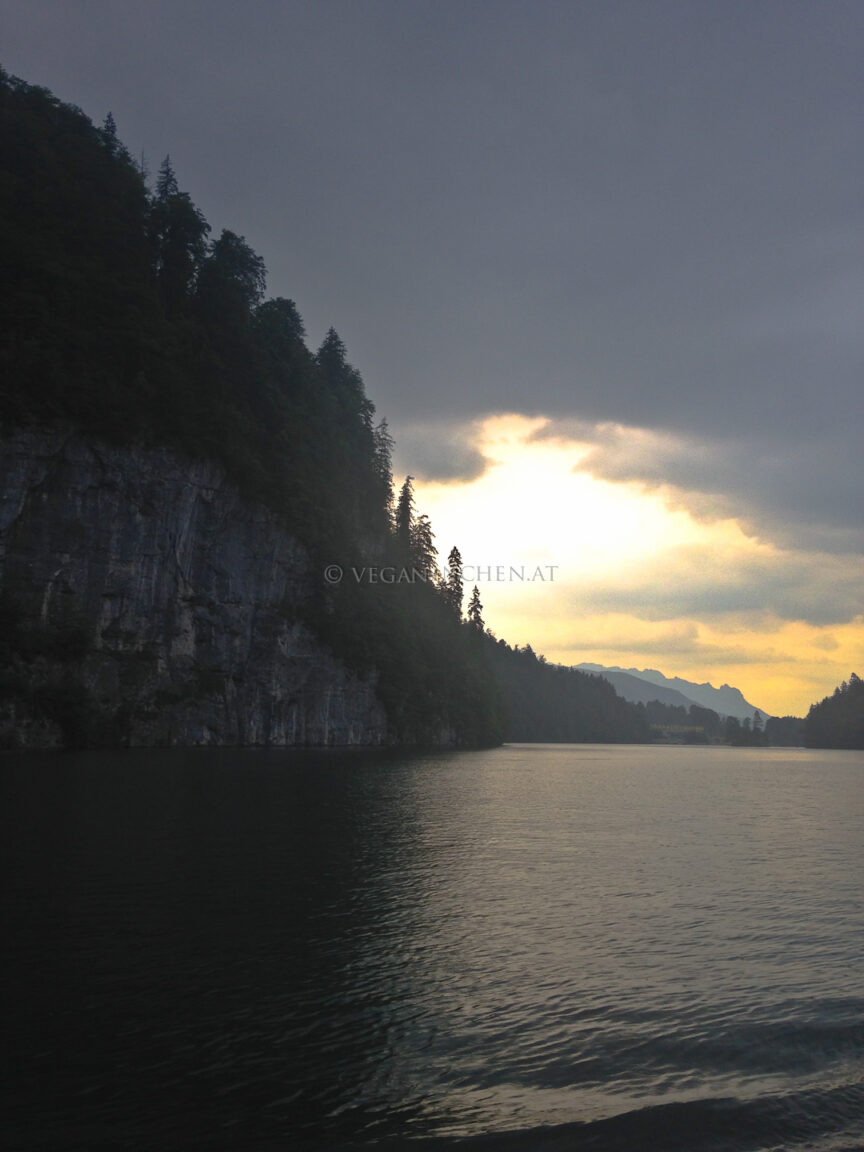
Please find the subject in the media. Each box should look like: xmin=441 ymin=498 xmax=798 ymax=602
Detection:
xmin=2 ymin=744 xmax=863 ymax=1150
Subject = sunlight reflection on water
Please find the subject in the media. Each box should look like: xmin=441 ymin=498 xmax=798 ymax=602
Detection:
xmin=2 ymin=743 xmax=863 ymax=1150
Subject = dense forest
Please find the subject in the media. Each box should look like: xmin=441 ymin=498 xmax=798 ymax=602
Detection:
xmin=804 ymin=675 xmax=864 ymax=749
xmin=0 ymin=68 xmax=655 ymax=747
xmin=488 ymin=641 xmax=650 ymax=743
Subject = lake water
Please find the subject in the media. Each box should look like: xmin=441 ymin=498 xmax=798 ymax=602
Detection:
xmin=2 ymin=744 xmax=863 ymax=1151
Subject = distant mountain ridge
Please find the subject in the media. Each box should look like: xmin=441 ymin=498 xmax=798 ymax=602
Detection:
xmin=574 ymin=669 xmax=702 ymax=711
xmin=576 ymin=664 xmax=770 ymax=720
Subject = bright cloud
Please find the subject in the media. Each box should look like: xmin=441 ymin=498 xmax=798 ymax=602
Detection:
xmin=409 ymin=414 xmax=864 ymax=716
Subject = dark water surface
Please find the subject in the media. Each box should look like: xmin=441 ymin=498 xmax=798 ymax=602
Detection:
xmin=2 ymin=744 xmax=863 ymax=1151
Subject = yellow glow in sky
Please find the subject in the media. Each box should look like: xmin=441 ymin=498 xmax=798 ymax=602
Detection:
xmin=412 ymin=414 xmax=864 ymax=717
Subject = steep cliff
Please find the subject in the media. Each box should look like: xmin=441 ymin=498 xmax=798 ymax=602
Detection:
xmin=0 ymin=427 xmax=391 ymax=748
xmin=0 ymin=71 xmax=502 ymax=750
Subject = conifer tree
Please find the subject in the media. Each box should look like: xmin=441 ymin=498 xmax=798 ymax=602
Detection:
xmin=445 ymin=545 xmax=464 ymax=617
xmin=317 ymin=328 xmax=373 ymax=422
xmin=149 ymin=155 xmax=210 ymax=318
xmin=373 ymin=420 xmax=394 ymax=519
xmin=197 ymin=229 xmax=267 ymax=320
xmin=395 ymin=476 xmax=415 ymax=553
xmin=100 ymin=112 xmax=118 ymax=155
xmin=155 ymin=154 xmax=179 ymax=200
xmin=97 ymin=113 xmax=133 ymax=166
xmin=467 ymin=585 xmax=484 ymax=630
xmin=410 ymin=514 xmax=439 ymax=582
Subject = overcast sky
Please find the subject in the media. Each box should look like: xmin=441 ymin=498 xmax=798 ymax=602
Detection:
xmin=2 ymin=0 xmax=861 ymax=709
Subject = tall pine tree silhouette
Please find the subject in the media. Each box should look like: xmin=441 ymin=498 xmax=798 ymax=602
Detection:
xmin=445 ymin=546 xmax=464 ymax=616
xmin=467 ymin=585 xmax=484 ymax=630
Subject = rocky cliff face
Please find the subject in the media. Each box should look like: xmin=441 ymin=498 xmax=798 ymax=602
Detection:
xmin=0 ymin=428 xmax=390 ymax=747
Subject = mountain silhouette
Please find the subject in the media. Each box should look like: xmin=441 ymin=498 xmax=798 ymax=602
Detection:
xmin=576 ymin=664 xmax=770 ymax=720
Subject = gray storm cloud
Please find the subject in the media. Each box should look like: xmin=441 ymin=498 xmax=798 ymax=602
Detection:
xmin=392 ymin=420 xmax=490 ymax=484
xmin=530 ymin=419 xmax=863 ymax=554
xmin=2 ymin=0 xmax=862 ymax=565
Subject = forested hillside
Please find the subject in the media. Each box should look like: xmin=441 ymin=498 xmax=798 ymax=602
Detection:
xmin=0 ymin=68 xmax=654 ymax=748
xmin=0 ymin=69 xmax=505 ymax=746
xmin=804 ymin=675 xmax=864 ymax=749
xmin=0 ymin=68 xmax=388 ymax=551
xmin=487 ymin=639 xmax=650 ymax=744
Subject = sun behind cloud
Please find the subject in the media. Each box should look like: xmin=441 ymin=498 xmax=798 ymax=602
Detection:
xmin=411 ymin=414 xmax=863 ymax=717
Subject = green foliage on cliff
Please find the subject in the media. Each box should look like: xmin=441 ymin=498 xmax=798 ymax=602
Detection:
xmin=313 ymin=575 xmax=501 ymax=746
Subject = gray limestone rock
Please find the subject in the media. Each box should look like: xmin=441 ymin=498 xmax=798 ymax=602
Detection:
xmin=0 ymin=428 xmax=389 ymax=747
